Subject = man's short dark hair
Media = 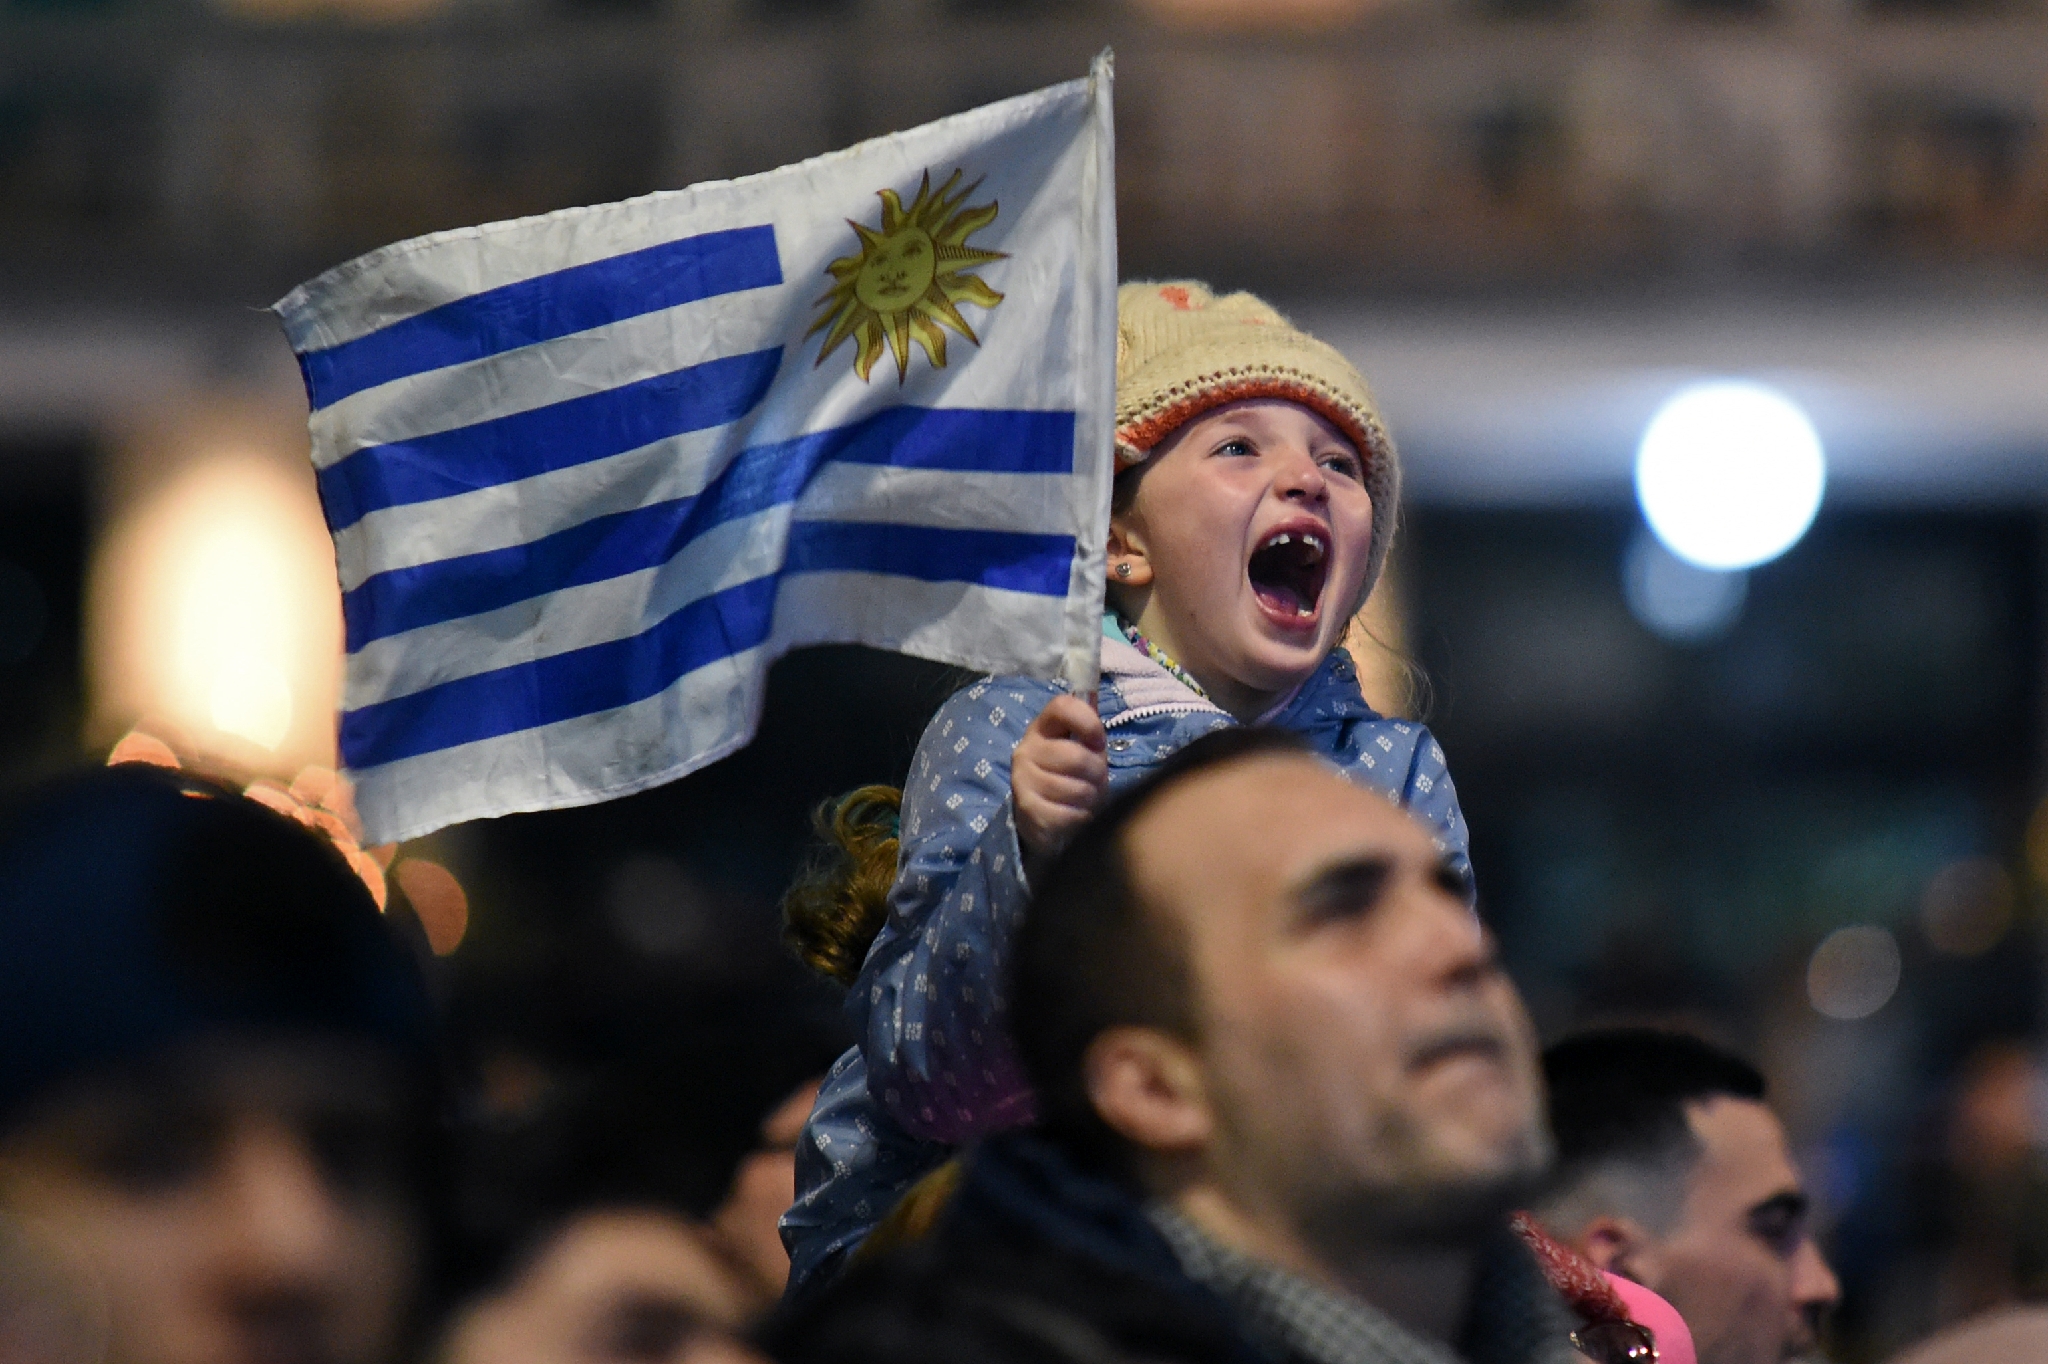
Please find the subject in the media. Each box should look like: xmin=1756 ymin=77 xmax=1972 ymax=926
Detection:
xmin=1542 ymin=1029 xmax=1766 ymax=1190
xmin=1010 ymin=726 xmax=1312 ymax=1171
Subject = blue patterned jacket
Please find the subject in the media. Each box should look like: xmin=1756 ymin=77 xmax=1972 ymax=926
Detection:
xmin=780 ymin=630 xmax=1471 ymax=1294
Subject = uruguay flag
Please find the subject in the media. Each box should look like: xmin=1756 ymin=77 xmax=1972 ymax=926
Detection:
xmin=275 ymin=56 xmax=1116 ymax=844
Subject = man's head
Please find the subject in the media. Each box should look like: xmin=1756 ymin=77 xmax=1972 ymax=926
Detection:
xmin=1013 ymin=729 xmax=1549 ymax=1264
xmin=0 ymin=765 xmax=437 ymax=1364
xmin=1535 ymin=1030 xmax=1839 ymax=1364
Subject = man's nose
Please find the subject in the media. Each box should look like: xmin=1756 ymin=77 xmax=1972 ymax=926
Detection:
xmin=1791 ymin=1236 xmax=1841 ymax=1312
xmin=210 ymin=1121 xmax=347 ymax=1301
xmin=1418 ymin=884 xmax=1494 ymax=993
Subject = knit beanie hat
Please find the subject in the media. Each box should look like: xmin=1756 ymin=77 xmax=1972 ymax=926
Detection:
xmin=1115 ymin=280 xmax=1401 ymax=603
xmin=0 ymin=764 xmax=436 ymax=1132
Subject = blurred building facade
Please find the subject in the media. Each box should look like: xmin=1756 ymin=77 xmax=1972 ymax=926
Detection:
xmin=5 ymin=0 xmax=2048 ymax=294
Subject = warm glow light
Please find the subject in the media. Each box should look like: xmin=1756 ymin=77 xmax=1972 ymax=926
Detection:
xmin=88 ymin=407 xmax=342 ymax=775
xmin=1636 ymin=381 xmax=1826 ymax=571
xmin=1342 ymin=553 xmax=1415 ymax=718
xmin=394 ymin=858 xmax=469 ymax=956
xmin=178 ymin=515 xmax=299 ymax=750
xmin=2026 ymin=796 xmax=2048 ymax=888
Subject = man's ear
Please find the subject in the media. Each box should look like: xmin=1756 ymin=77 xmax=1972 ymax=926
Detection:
xmin=1105 ymin=519 xmax=1156 ymax=590
xmin=1577 ymin=1215 xmax=1658 ymax=1283
xmin=1082 ymin=1025 xmax=1209 ymax=1153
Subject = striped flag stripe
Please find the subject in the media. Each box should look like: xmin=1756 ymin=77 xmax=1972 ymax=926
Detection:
xmin=343 ymin=467 xmax=1077 ymax=709
xmin=783 ymin=522 xmax=1073 ymax=592
xmin=309 ymin=286 xmax=792 ymax=468
xmin=340 ymin=406 xmax=1077 ymax=650
xmin=350 ymin=576 xmax=1067 ymax=842
xmin=339 ymin=524 xmax=1074 ymax=769
xmin=298 ymin=225 xmax=783 ymax=412
xmin=330 ymin=423 xmax=735 ymax=594
xmin=344 ymin=510 xmax=782 ymax=709
xmin=315 ymin=347 xmax=782 ymax=532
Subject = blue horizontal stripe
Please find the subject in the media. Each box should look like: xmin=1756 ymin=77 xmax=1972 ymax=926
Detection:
xmin=825 ymin=405 xmax=1076 ymax=475
xmin=317 ymin=347 xmax=782 ymax=533
xmin=786 ymin=521 xmax=1075 ymax=597
xmin=340 ymin=577 xmax=779 ymax=771
xmin=298 ymin=225 xmax=782 ymax=411
xmin=339 ymin=523 xmax=1077 ymax=770
xmin=342 ymin=406 xmax=1076 ymax=650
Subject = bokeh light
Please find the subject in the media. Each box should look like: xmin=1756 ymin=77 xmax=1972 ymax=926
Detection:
xmin=606 ymin=853 xmax=717 ymax=960
xmin=1919 ymin=858 xmax=2015 ymax=957
xmin=87 ymin=423 xmax=342 ymax=774
xmin=394 ymin=858 xmax=469 ymax=956
xmin=2025 ymin=794 xmax=2048 ymax=889
xmin=1635 ymin=381 xmax=1826 ymax=571
xmin=1808 ymin=925 xmax=1903 ymax=1020
xmin=1622 ymin=527 xmax=1748 ymax=643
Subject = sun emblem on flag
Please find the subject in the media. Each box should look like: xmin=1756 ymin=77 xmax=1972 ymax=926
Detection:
xmin=807 ymin=169 xmax=1007 ymax=384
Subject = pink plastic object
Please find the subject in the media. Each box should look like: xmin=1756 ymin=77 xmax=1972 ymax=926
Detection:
xmin=1601 ymin=1273 xmax=1696 ymax=1364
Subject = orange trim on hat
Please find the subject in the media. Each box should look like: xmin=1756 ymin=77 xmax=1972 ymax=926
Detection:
xmin=1115 ymin=372 xmax=1386 ymax=474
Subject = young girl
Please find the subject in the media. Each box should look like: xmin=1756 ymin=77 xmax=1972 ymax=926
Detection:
xmin=778 ymin=281 xmax=1471 ymax=1292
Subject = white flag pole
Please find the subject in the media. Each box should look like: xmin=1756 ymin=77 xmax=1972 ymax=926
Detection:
xmin=1060 ymin=48 xmax=1116 ymax=701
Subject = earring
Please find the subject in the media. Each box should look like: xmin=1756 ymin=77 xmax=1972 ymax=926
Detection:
xmin=1115 ymin=562 xmax=1132 ymax=579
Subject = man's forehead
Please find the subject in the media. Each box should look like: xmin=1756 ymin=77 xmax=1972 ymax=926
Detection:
xmin=1124 ymin=755 xmax=1426 ymax=901
xmin=1684 ymin=1094 xmax=1801 ymax=1200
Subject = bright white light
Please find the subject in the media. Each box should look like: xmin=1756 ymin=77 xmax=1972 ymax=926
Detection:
xmin=1635 ymin=381 xmax=1825 ymax=571
xmin=177 ymin=515 xmax=298 ymax=750
xmin=1623 ymin=529 xmax=1747 ymax=643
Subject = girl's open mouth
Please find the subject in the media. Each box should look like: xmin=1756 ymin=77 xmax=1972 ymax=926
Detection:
xmin=1247 ymin=527 xmax=1329 ymax=626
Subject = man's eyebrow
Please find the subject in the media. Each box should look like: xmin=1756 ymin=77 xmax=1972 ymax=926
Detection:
xmin=1749 ymin=1190 xmax=1809 ymax=1222
xmin=1290 ymin=855 xmax=1393 ymax=914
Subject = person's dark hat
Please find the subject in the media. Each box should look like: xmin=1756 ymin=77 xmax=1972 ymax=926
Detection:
xmin=0 ymin=763 xmax=435 ymax=1130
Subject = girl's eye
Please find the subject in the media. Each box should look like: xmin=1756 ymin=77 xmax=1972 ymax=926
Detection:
xmin=1320 ymin=453 xmax=1363 ymax=480
xmin=1215 ymin=437 xmax=1255 ymax=458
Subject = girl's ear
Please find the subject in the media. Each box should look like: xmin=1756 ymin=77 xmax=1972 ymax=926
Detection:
xmin=1083 ymin=1024 xmax=1211 ymax=1154
xmin=1106 ymin=520 xmax=1156 ymax=589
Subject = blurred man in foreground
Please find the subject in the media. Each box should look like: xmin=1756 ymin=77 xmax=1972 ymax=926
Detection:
xmin=436 ymin=1056 xmax=822 ymax=1364
xmin=1533 ymin=1029 xmax=1840 ymax=1364
xmin=769 ymin=729 xmax=1573 ymax=1364
xmin=0 ymin=765 xmax=439 ymax=1364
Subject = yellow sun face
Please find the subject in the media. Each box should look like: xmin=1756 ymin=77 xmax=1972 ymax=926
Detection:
xmin=854 ymin=229 xmax=938 ymax=313
xmin=808 ymin=169 xmax=1007 ymax=384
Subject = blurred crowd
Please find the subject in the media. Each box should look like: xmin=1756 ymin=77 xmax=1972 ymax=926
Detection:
xmin=4 ymin=278 xmax=2047 ymax=1364
xmin=0 ymin=734 xmax=2043 ymax=1364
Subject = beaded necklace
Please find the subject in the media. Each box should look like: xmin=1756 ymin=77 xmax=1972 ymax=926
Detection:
xmin=1116 ymin=615 xmax=1209 ymax=700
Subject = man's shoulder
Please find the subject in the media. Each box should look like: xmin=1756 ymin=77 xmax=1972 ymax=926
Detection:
xmin=765 ymin=1132 xmax=1260 ymax=1364
xmin=763 ymin=1232 xmax=1251 ymax=1364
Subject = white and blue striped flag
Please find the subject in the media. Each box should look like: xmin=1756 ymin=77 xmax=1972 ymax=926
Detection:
xmin=276 ymin=56 xmax=1115 ymax=844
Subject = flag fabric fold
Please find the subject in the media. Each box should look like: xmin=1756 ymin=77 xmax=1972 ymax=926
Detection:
xmin=276 ymin=54 xmax=1116 ymax=844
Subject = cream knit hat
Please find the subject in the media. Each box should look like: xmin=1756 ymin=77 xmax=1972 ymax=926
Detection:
xmin=1114 ymin=280 xmax=1400 ymax=603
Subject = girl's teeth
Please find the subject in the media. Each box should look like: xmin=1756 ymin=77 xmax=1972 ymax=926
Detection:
xmin=1262 ymin=530 xmax=1326 ymax=560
